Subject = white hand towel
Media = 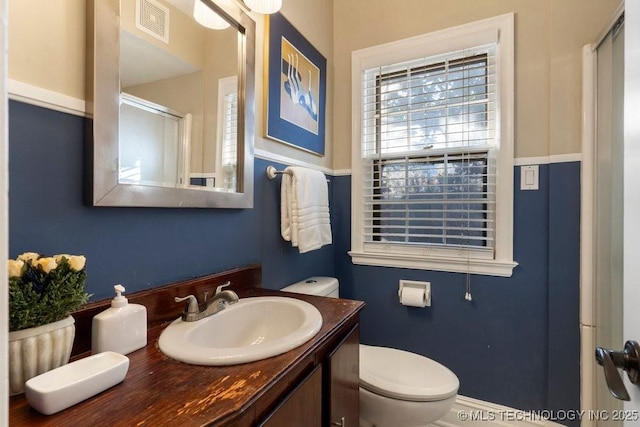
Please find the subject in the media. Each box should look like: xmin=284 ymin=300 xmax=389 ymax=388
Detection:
xmin=280 ymin=166 xmax=332 ymax=253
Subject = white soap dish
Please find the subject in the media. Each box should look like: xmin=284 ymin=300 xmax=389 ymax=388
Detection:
xmin=25 ymin=351 xmax=129 ymax=415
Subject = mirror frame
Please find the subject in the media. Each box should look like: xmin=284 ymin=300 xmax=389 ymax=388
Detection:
xmin=87 ymin=0 xmax=255 ymax=208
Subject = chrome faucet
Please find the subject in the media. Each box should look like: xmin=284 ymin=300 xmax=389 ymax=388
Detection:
xmin=174 ymin=281 xmax=239 ymax=322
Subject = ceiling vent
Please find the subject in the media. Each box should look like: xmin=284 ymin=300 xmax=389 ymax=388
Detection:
xmin=135 ymin=0 xmax=170 ymax=44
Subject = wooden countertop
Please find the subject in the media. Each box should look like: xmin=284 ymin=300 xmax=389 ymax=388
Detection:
xmin=9 ymin=287 xmax=364 ymax=426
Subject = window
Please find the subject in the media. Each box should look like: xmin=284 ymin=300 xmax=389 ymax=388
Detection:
xmin=350 ymin=14 xmax=516 ymax=276
xmin=217 ymin=76 xmax=238 ymax=191
xmin=220 ymin=91 xmax=238 ymax=190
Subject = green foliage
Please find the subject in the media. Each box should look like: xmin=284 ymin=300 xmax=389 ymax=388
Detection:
xmin=9 ymin=257 xmax=90 ymax=331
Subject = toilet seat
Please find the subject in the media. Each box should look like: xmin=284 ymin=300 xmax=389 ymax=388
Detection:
xmin=359 ymin=344 xmax=459 ymax=402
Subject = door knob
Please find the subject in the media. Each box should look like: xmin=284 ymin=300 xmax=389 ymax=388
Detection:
xmin=595 ymin=340 xmax=640 ymax=401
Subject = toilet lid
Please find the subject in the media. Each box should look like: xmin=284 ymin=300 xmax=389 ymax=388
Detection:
xmin=359 ymin=344 xmax=459 ymax=402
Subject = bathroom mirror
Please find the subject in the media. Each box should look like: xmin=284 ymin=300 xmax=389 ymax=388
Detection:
xmin=87 ymin=0 xmax=255 ymax=208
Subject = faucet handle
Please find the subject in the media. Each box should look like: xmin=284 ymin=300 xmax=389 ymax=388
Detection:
xmin=174 ymin=295 xmax=199 ymax=314
xmin=215 ymin=281 xmax=232 ymax=295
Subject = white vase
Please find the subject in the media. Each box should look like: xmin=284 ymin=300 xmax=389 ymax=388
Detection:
xmin=8 ymin=315 xmax=75 ymax=396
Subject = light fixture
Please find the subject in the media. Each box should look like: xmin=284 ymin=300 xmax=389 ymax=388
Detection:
xmin=243 ymin=0 xmax=282 ymax=14
xmin=193 ymin=0 xmax=231 ymax=30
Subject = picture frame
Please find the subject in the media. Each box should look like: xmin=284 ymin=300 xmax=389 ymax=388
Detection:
xmin=265 ymin=12 xmax=327 ymax=156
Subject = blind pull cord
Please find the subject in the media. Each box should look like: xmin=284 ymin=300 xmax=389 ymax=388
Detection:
xmin=465 ymin=275 xmax=473 ymax=301
xmin=464 ymin=84 xmax=473 ymax=302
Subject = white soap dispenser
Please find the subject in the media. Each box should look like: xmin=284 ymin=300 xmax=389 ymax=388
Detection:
xmin=92 ymin=284 xmax=147 ymax=355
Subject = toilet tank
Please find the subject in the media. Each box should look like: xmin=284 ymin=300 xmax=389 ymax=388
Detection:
xmin=281 ymin=277 xmax=339 ymax=298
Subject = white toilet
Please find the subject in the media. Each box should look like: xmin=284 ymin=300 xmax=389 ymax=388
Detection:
xmin=282 ymin=277 xmax=459 ymax=427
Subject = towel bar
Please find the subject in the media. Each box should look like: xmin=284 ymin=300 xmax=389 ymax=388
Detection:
xmin=265 ymin=165 xmax=288 ymax=180
xmin=266 ymin=165 xmax=330 ymax=182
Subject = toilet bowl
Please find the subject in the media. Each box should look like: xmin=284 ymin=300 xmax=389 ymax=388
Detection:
xmin=359 ymin=344 xmax=458 ymax=426
xmin=282 ymin=277 xmax=460 ymax=426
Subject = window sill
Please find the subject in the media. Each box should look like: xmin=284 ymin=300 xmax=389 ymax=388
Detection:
xmin=348 ymin=250 xmax=518 ymax=277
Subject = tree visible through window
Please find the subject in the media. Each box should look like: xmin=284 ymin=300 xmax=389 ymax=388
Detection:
xmin=364 ymin=53 xmax=495 ymax=250
xmin=373 ymin=154 xmax=490 ymax=247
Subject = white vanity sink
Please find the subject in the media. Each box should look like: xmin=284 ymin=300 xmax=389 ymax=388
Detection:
xmin=158 ymin=296 xmax=323 ymax=366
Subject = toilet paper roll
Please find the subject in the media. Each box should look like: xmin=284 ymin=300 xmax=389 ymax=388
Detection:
xmin=400 ymin=286 xmax=427 ymax=307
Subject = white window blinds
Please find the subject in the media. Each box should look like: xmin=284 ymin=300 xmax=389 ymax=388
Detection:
xmin=221 ymin=92 xmax=238 ymax=166
xmin=361 ymin=45 xmax=497 ymax=252
xmin=221 ymin=91 xmax=238 ymax=190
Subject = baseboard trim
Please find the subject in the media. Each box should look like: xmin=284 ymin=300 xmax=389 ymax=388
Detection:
xmin=431 ymin=396 xmax=566 ymax=427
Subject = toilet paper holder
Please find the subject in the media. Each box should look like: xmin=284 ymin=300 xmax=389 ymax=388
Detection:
xmin=398 ymin=280 xmax=431 ymax=307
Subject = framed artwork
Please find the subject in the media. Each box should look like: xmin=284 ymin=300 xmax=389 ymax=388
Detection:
xmin=265 ymin=12 xmax=327 ymax=156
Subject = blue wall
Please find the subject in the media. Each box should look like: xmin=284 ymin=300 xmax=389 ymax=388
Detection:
xmin=9 ymin=100 xmax=581 ymax=420
xmin=333 ymin=163 xmax=581 ymax=422
xmin=8 ymin=101 xmax=335 ymax=300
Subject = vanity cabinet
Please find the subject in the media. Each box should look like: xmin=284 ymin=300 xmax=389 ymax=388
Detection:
xmin=8 ymin=265 xmax=365 ymax=427
xmin=258 ymin=324 xmax=359 ymax=427
xmin=326 ymin=326 xmax=359 ymax=427
xmin=259 ymin=365 xmax=323 ymax=427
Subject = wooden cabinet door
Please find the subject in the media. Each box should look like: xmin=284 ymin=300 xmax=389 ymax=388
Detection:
xmin=259 ymin=365 xmax=322 ymax=427
xmin=326 ymin=325 xmax=359 ymax=427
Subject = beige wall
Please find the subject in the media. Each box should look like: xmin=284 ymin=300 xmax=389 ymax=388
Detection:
xmin=332 ymin=0 xmax=621 ymax=169
xmin=9 ymin=0 xmax=86 ymax=100
xmin=8 ymin=0 xmax=334 ymax=170
xmin=10 ymin=0 xmax=617 ymax=171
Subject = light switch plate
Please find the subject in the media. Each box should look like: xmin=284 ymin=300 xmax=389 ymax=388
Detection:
xmin=521 ymin=165 xmax=539 ymax=190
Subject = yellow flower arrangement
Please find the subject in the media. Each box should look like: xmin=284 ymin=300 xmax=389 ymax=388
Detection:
xmin=8 ymin=252 xmax=90 ymax=331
